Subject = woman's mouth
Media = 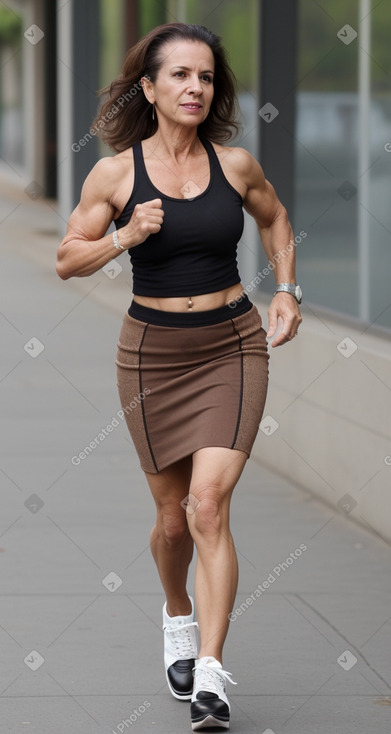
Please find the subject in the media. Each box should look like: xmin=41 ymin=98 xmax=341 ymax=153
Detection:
xmin=181 ymin=104 xmax=203 ymax=110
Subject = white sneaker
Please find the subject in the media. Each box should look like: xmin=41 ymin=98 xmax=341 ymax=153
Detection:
xmin=163 ymin=596 xmax=199 ymax=700
xmin=191 ymin=656 xmax=237 ymax=730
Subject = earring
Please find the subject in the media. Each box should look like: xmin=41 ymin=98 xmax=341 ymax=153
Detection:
xmin=151 ymin=103 xmax=155 ymax=120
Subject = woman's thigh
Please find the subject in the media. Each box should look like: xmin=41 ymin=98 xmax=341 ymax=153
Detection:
xmin=186 ymin=446 xmax=248 ymax=525
xmin=144 ymin=454 xmax=193 ymax=512
xmin=144 ymin=446 xmax=247 ymax=525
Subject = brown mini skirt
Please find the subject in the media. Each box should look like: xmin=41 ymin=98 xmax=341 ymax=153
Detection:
xmin=115 ymin=296 xmax=269 ymax=474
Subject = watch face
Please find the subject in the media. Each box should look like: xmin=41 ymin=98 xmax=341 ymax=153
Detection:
xmin=295 ymin=285 xmax=303 ymax=303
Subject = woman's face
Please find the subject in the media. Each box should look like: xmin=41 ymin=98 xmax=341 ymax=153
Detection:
xmin=146 ymin=40 xmax=215 ymax=128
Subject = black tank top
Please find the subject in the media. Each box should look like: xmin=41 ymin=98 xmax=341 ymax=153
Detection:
xmin=114 ymin=138 xmax=244 ymax=296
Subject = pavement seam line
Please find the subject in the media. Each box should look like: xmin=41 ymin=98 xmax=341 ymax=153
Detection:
xmin=295 ymin=593 xmax=391 ymax=691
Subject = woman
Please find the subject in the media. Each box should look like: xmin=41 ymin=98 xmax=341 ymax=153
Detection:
xmin=56 ymin=22 xmax=302 ymax=732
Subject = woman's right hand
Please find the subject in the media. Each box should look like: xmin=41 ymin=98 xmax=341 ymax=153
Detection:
xmin=118 ymin=198 xmax=164 ymax=249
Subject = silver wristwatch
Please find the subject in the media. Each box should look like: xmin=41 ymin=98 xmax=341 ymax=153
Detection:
xmin=274 ymin=283 xmax=302 ymax=304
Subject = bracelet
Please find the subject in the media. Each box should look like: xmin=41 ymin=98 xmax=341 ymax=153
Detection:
xmin=112 ymin=230 xmax=125 ymax=251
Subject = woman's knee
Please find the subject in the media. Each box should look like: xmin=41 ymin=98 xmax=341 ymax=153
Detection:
xmin=186 ymin=485 xmax=229 ymax=537
xmin=157 ymin=506 xmax=191 ymax=547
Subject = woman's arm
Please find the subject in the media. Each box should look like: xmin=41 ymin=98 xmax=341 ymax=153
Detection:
xmin=233 ymin=148 xmax=302 ymax=347
xmin=56 ymin=156 xmax=164 ymax=280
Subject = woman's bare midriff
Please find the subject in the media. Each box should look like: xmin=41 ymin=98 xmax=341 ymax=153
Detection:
xmin=133 ymin=283 xmax=245 ymax=312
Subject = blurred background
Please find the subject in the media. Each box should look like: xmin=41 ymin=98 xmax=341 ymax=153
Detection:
xmin=2 ymin=0 xmax=391 ymax=323
xmin=1 ymin=0 xmax=390 ymax=539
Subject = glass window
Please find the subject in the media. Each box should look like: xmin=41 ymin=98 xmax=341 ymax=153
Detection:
xmin=97 ymin=0 xmax=126 ymax=158
xmin=100 ymin=0 xmax=126 ymax=88
xmin=294 ymin=0 xmax=359 ymax=318
xmin=295 ymin=0 xmax=391 ymax=329
xmin=0 ymin=6 xmax=23 ymax=172
xmin=367 ymin=1 xmax=391 ymax=329
xmin=139 ymin=0 xmax=167 ymax=35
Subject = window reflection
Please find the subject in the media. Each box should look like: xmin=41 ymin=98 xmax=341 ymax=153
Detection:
xmin=0 ymin=8 xmax=23 ymax=170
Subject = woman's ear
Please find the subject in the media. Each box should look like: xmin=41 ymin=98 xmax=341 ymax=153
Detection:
xmin=140 ymin=75 xmax=154 ymax=105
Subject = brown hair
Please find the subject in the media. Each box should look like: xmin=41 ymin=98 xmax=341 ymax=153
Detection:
xmin=93 ymin=23 xmax=241 ymax=152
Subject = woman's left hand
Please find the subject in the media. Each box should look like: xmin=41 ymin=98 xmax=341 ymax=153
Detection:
xmin=267 ymin=292 xmax=302 ymax=347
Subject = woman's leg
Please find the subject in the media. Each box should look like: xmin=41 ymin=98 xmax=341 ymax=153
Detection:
xmin=145 ymin=454 xmax=194 ymax=616
xmin=185 ymin=446 xmax=248 ymax=664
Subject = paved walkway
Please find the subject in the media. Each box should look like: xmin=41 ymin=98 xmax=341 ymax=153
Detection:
xmin=1 ymin=179 xmax=391 ymax=733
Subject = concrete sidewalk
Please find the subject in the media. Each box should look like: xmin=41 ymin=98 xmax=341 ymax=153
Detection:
xmin=1 ymin=181 xmax=391 ymax=733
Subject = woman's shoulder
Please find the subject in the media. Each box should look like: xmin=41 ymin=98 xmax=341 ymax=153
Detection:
xmin=82 ymin=148 xmax=135 ymax=203
xmin=210 ymin=142 xmax=256 ymax=169
xmin=91 ymin=147 xmax=135 ymax=178
xmin=209 ymin=142 xmax=260 ymax=183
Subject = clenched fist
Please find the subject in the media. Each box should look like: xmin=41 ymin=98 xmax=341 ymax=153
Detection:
xmin=119 ymin=198 xmax=164 ymax=248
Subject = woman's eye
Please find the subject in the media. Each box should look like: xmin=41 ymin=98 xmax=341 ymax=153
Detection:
xmin=173 ymin=72 xmax=213 ymax=82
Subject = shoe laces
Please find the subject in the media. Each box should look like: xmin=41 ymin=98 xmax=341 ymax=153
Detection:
xmin=193 ymin=659 xmax=237 ymax=694
xmin=163 ymin=620 xmax=199 ymax=658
